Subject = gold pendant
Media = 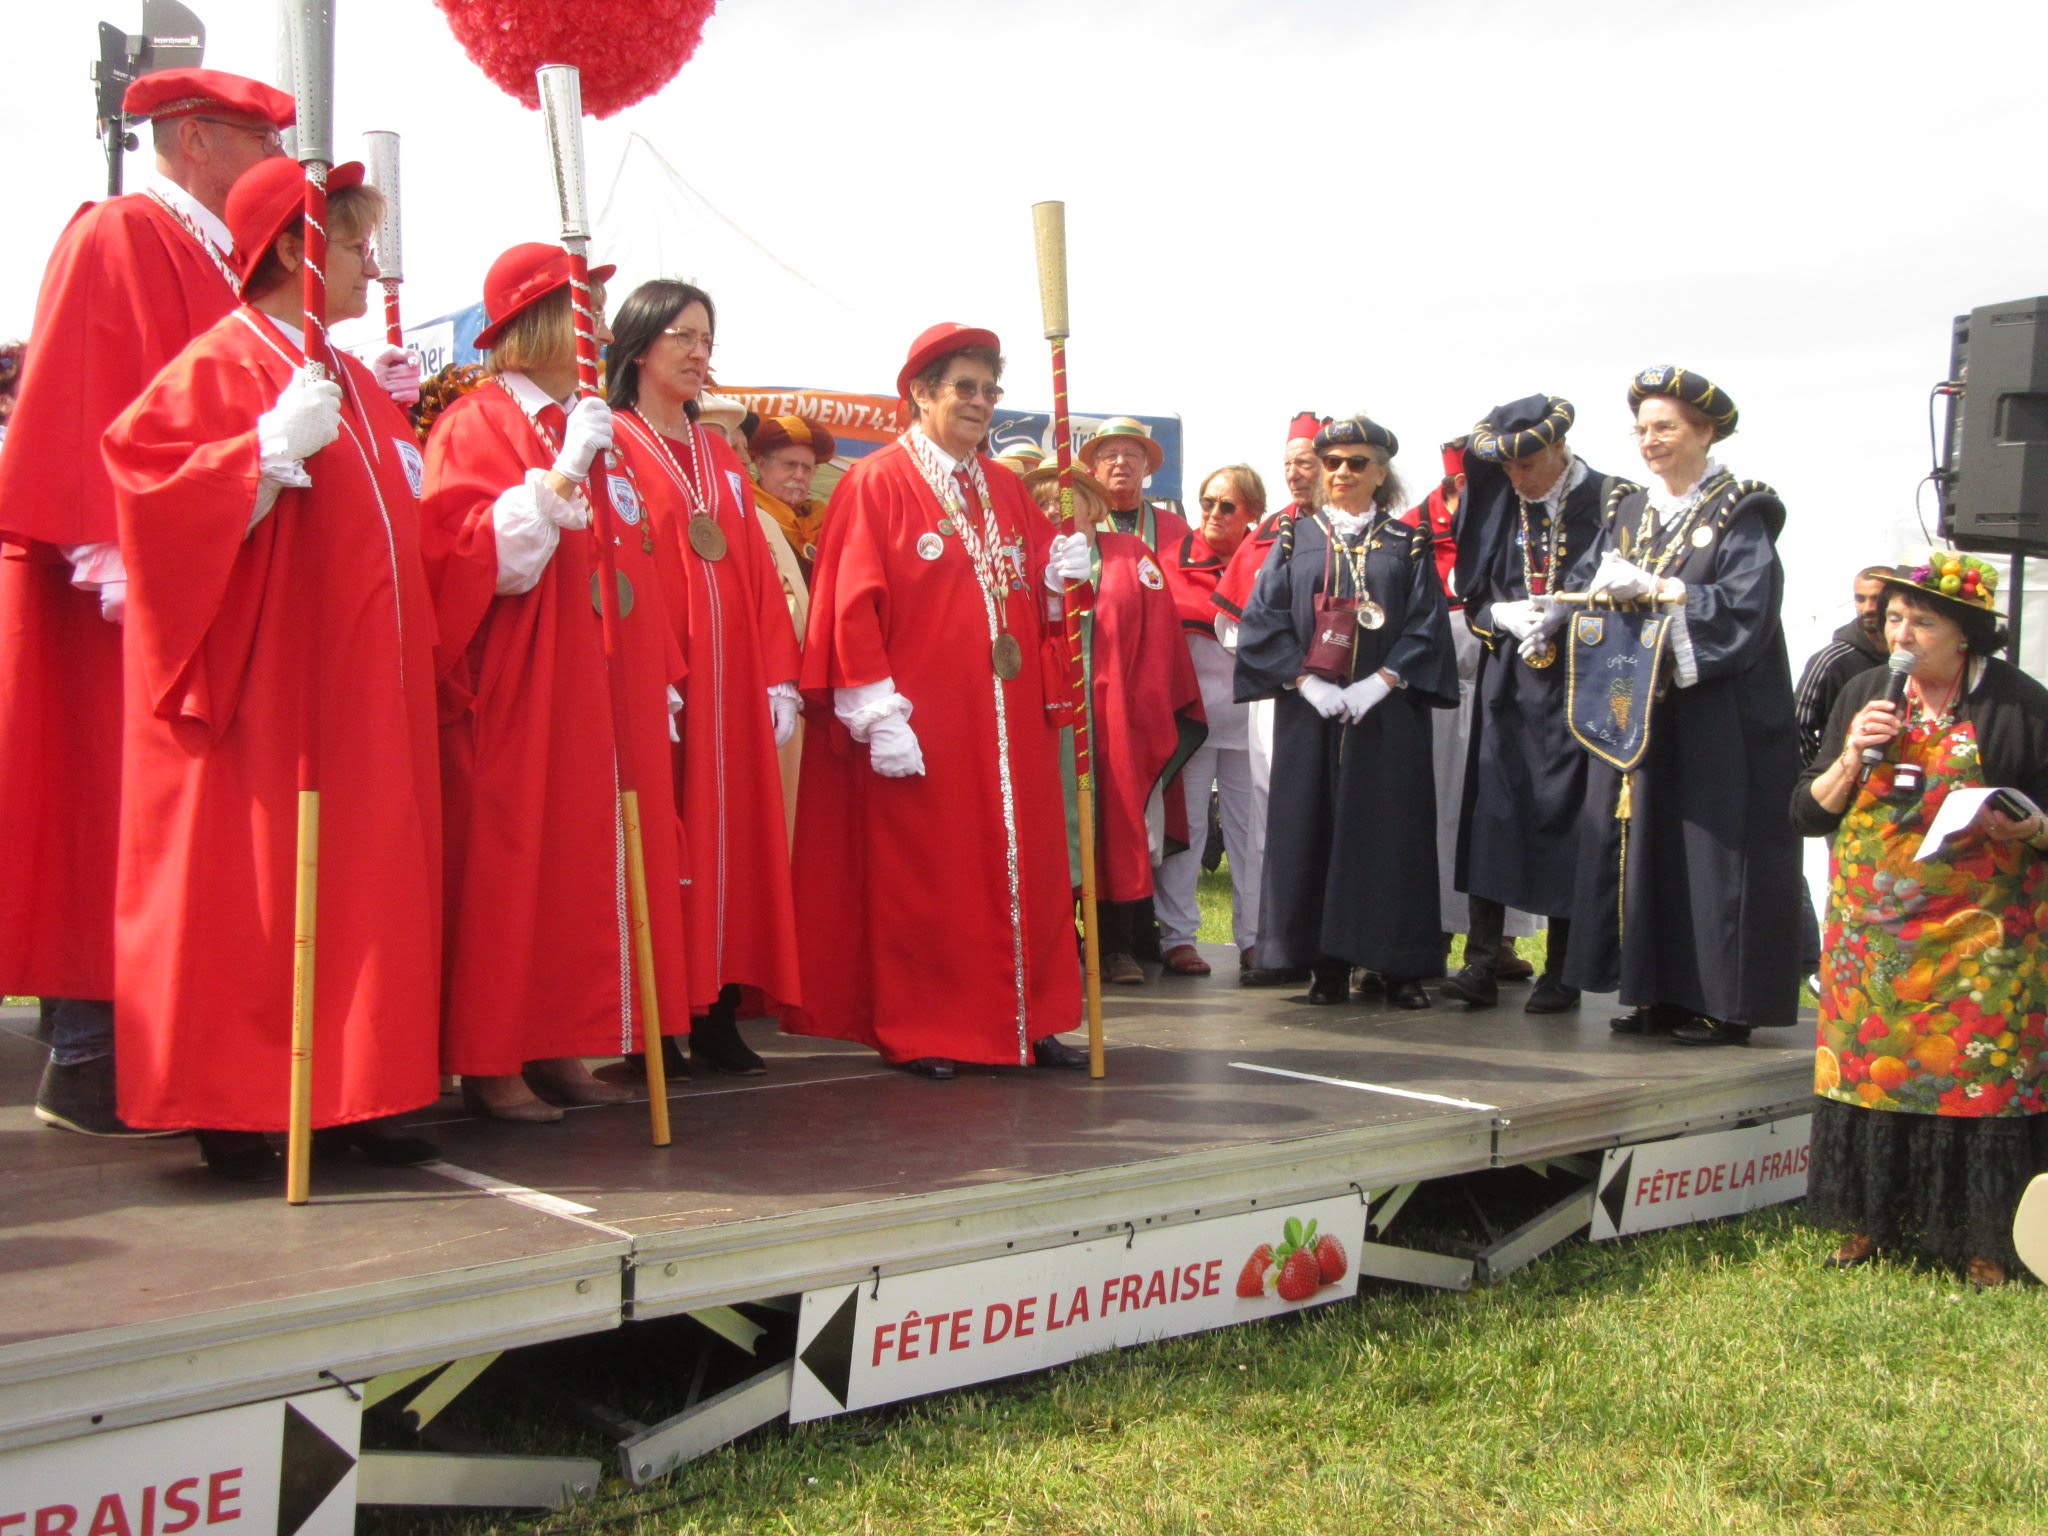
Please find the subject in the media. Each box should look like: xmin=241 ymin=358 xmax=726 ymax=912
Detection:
xmin=991 ymin=632 xmax=1024 ymax=680
xmin=1523 ymin=638 xmax=1556 ymax=669
xmin=590 ymin=568 xmax=634 ymax=618
xmin=688 ymin=514 xmax=728 ymax=560
xmin=1357 ymin=598 xmax=1386 ymax=630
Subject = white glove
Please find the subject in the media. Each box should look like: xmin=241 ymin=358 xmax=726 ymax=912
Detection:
xmin=1588 ymin=550 xmax=1658 ymax=602
xmin=769 ymin=688 xmax=799 ymax=748
xmin=1339 ymin=671 xmax=1392 ymax=722
xmin=866 ymin=712 xmax=926 ymax=777
xmin=667 ymin=684 xmax=684 ymax=744
xmin=552 ymin=396 xmax=614 ymax=484
xmin=1533 ymin=597 xmax=1569 ymax=636
xmin=99 ymin=580 xmax=127 ymax=625
xmin=1298 ymin=674 xmax=1347 ymax=719
xmin=256 ymin=370 xmax=343 ymax=465
xmin=1045 ymin=531 xmax=1091 ymax=589
xmin=1490 ymin=599 xmax=1546 ymax=643
xmin=371 ymin=344 xmax=422 ymax=404
xmin=1518 ymin=632 xmax=1555 ymax=662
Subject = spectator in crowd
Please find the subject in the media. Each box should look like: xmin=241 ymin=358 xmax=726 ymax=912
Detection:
xmin=1796 ymin=553 xmax=2048 ymax=1287
xmin=1235 ymin=415 xmax=1457 ymax=1008
xmin=1795 ymin=565 xmax=1895 ymax=765
xmin=1155 ymin=464 xmax=1265 ymax=977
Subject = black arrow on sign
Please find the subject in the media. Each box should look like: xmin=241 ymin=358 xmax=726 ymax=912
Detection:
xmin=798 ymin=1287 xmax=861 ymax=1410
xmin=1598 ymin=1151 xmax=1634 ymax=1236
xmin=278 ymin=1401 xmax=356 ymax=1536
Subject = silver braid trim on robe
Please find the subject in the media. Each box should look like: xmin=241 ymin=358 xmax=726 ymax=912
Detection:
xmin=612 ymin=759 xmax=633 ymax=1054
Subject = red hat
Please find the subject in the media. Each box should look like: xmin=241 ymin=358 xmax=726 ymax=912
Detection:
xmin=224 ymin=156 xmax=364 ymax=292
xmin=1288 ymin=411 xmax=1328 ymax=445
xmin=123 ymin=68 xmax=296 ymax=128
xmin=750 ymin=414 xmax=838 ymax=463
xmin=896 ymin=322 xmax=1000 ymax=402
xmin=473 ymin=243 xmax=618 ymax=351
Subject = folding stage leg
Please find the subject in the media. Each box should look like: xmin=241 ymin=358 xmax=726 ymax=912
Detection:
xmin=356 ymin=1449 xmax=601 ymax=1508
xmin=1472 ymin=1158 xmax=1599 ymax=1284
xmin=618 ymin=1360 xmax=794 ymax=1484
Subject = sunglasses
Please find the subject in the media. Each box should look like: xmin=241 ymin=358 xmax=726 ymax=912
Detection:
xmin=1321 ymin=453 xmax=1377 ymax=472
xmin=1199 ymin=496 xmax=1240 ymax=514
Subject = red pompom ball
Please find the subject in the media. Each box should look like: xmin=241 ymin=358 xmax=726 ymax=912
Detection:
xmin=436 ymin=0 xmax=717 ymax=118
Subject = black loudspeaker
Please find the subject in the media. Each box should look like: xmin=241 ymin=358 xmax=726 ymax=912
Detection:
xmin=1943 ymin=295 xmax=2048 ymax=556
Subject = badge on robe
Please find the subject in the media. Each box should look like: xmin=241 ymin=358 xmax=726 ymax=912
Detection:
xmin=1565 ymin=606 xmax=1672 ymax=770
xmin=609 ymin=474 xmax=643 ymax=526
xmin=1137 ymin=556 xmax=1164 ymax=591
xmin=393 ymin=439 xmax=425 ymax=498
xmin=727 ymin=469 xmax=747 ymax=511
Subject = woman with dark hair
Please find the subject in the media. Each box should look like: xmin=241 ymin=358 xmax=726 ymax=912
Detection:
xmin=420 ymin=243 xmax=689 ymax=1122
xmin=608 ymin=280 xmax=803 ymax=1075
xmin=1795 ymin=554 xmax=2048 ymax=1285
xmin=1564 ymin=367 xmax=1804 ymax=1047
xmin=1234 ymin=416 xmax=1457 ymax=1009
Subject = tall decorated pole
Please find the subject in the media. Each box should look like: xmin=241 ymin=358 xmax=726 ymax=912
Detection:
xmin=284 ymin=0 xmax=336 ymax=1205
xmin=537 ymin=63 xmax=672 ymax=1145
xmin=1031 ymin=200 xmax=1105 ymax=1079
xmin=362 ymin=129 xmax=404 ymax=345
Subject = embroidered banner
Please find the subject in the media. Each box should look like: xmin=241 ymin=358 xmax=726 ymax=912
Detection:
xmin=1565 ymin=605 xmax=1671 ymax=771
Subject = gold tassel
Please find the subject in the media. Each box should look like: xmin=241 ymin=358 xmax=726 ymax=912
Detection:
xmin=1616 ymin=772 xmax=1633 ymax=820
xmin=1615 ymin=772 xmax=1632 ymax=949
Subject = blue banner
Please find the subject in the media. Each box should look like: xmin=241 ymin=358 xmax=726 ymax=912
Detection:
xmin=1566 ymin=606 xmax=1672 ymax=771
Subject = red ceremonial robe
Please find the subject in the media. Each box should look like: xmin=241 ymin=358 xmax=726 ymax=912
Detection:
xmin=1212 ymin=505 xmax=1306 ymax=621
xmin=789 ymin=440 xmax=1081 ymax=1065
xmin=0 ymin=190 xmax=239 ymax=997
xmin=1076 ymin=532 xmax=1205 ymax=901
xmin=1400 ymin=486 xmax=1462 ymax=609
xmin=422 ymin=381 xmax=692 ymax=1073
xmin=102 ymin=308 xmax=440 ymax=1130
xmin=615 ymin=413 xmax=802 ymax=1015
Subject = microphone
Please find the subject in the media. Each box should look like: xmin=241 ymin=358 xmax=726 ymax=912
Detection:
xmin=1862 ymin=649 xmax=1918 ymax=771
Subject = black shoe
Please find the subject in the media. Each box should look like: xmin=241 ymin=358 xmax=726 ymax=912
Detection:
xmin=1610 ymin=1006 xmax=1674 ymax=1036
xmin=1385 ymin=977 xmax=1431 ymax=1010
xmin=1350 ymin=968 xmax=1384 ymax=999
xmin=612 ymin=1034 xmax=690 ymax=1080
xmin=33 ymin=1055 xmax=172 ymax=1138
xmin=1032 ymin=1034 xmax=1090 ymax=1070
xmin=691 ymin=1013 xmax=767 ymax=1076
xmin=1438 ymin=965 xmax=1499 ymax=1009
xmin=1242 ymin=965 xmax=1312 ymax=988
xmin=1307 ymin=967 xmax=1350 ymax=1005
xmin=196 ymin=1130 xmax=282 ymax=1183
xmin=1671 ymin=1015 xmax=1751 ymax=1047
xmin=313 ymin=1121 xmax=439 ymax=1166
xmin=1524 ymin=975 xmax=1582 ymax=1014
xmin=900 ymin=1057 xmax=956 ymax=1081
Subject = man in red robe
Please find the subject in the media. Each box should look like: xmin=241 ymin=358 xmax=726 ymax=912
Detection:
xmin=0 ymin=68 xmax=294 ymax=1138
xmin=787 ymin=324 xmax=1089 ymax=1079
xmin=102 ymin=157 xmax=441 ymax=1179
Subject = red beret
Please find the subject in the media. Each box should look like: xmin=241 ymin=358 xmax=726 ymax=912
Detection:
xmin=124 ymin=68 xmax=296 ymax=129
xmin=1287 ymin=411 xmax=1327 ymax=445
xmin=224 ymin=156 xmax=365 ymax=292
xmin=897 ymin=322 xmax=1000 ymax=402
xmin=750 ymin=414 xmax=838 ymax=463
xmin=474 ymin=243 xmax=618 ymax=351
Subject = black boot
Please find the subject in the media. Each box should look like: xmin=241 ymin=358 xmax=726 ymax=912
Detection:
xmin=1307 ymin=962 xmax=1351 ymax=1005
xmin=1442 ymin=896 xmax=1503 ymax=1008
xmin=691 ymin=985 xmax=766 ymax=1075
xmin=1526 ymin=918 xmax=1581 ymax=1013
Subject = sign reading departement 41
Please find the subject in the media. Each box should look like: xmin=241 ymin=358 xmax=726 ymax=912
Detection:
xmin=791 ymin=1200 xmax=1363 ymax=1422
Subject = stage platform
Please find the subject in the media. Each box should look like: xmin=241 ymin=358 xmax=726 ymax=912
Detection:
xmin=0 ymin=950 xmax=1814 ymax=1501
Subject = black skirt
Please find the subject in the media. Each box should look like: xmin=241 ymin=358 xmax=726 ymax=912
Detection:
xmin=1805 ymin=1097 xmax=2048 ymax=1266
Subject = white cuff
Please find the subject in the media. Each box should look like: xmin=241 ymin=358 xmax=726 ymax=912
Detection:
xmin=1215 ymin=614 xmax=1240 ymax=651
xmin=835 ymin=678 xmax=912 ymax=741
xmin=667 ymin=684 xmax=684 ymax=743
xmin=768 ymin=680 xmax=801 ymax=703
xmin=490 ymin=476 xmax=564 ymax=596
xmin=61 ymin=542 xmax=126 ymax=591
xmin=1667 ymin=597 xmax=1699 ymax=688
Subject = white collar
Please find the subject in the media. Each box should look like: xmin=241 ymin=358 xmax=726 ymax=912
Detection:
xmin=910 ymin=425 xmax=964 ymax=477
xmin=1533 ymin=449 xmax=1587 ymax=511
xmin=499 ymin=371 xmax=571 ymax=419
xmin=1646 ymin=457 xmax=1726 ymax=521
xmin=1326 ymin=507 xmax=1372 ymax=540
xmin=145 ymin=172 xmax=232 ymax=257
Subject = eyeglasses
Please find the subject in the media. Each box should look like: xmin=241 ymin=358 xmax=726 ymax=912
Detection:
xmin=1321 ymin=453 xmax=1377 ymax=472
xmin=662 ymin=326 xmax=714 ymax=355
xmin=943 ymin=379 xmax=1004 ymax=403
xmin=1093 ymin=443 xmax=1150 ymax=464
xmin=193 ymin=117 xmax=284 ymax=153
xmin=1199 ymin=496 xmax=1240 ymax=514
xmin=1631 ymin=420 xmax=1686 ymax=442
xmin=330 ymin=237 xmax=372 ymax=262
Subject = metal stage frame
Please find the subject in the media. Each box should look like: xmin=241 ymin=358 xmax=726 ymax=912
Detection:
xmin=0 ymin=949 xmax=1813 ymax=1510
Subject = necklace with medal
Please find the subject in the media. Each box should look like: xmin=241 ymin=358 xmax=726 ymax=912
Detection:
xmin=630 ymin=410 xmax=727 ymax=560
xmin=1628 ymin=471 xmax=1722 ymax=578
xmin=501 ymin=378 xmax=641 ymax=616
xmin=1324 ymin=511 xmax=1386 ymax=631
xmin=902 ymin=431 xmax=1025 ymax=679
xmin=1519 ymin=493 xmax=1567 ymax=669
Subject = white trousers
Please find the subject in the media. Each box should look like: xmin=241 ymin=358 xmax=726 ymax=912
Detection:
xmin=1155 ymin=734 xmax=1262 ymax=954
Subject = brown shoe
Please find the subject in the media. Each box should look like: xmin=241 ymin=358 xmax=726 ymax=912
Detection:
xmin=526 ymin=1057 xmax=644 ymax=1105
xmin=1967 ymin=1256 xmax=2009 ymax=1289
xmin=1495 ymin=940 xmax=1534 ymax=982
xmin=1160 ymin=945 xmax=1212 ymax=976
xmin=1823 ymin=1234 xmax=1877 ymax=1270
xmin=1103 ymin=951 xmax=1146 ymax=985
xmin=462 ymin=1075 xmax=565 ymax=1123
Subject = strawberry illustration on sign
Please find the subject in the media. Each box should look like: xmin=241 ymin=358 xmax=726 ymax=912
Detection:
xmin=1235 ymin=1243 xmax=1275 ymax=1299
xmin=1236 ymin=1216 xmax=1341 ymax=1303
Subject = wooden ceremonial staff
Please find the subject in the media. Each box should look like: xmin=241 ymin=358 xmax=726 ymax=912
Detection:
xmin=537 ymin=63 xmax=673 ymax=1144
xmin=1031 ymin=201 xmax=1105 ymax=1079
xmin=362 ymin=129 xmax=403 ymax=344
xmin=285 ymin=0 xmax=337 ymax=1205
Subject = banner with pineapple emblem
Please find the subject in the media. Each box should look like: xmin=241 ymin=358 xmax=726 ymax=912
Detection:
xmin=1565 ymin=606 xmax=1672 ymax=770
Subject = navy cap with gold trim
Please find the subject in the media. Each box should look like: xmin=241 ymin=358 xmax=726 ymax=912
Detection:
xmin=1313 ymin=414 xmax=1398 ymax=457
xmin=1469 ymin=394 xmax=1573 ymax=462
xmin=1627 ymin=365 xmax=1738 ymax=440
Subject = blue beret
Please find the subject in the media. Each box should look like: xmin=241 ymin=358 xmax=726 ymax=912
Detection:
xmin=1627 ymin=366 xmax=1738 ymax=439
xmin=1313 ymin=414 xmax=1398 ymax=458
xmin=1469 ymin=394 xmax=1574 ymax=462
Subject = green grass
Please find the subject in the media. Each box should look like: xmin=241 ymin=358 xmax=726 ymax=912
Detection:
xmin=1195 ymin=861 xmax=1543 ymax=970
xmin=380 ymin=1206 xmax=2047 ymax=1535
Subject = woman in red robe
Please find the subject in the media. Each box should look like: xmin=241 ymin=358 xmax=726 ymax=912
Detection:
xmin=420 ymin=244 xmax=691 ymax=1122
xmin=787 ymin=324 xmax=1089 ymax=1079
xmin=606 ymin=280 xmax=803 ymax=1076
xmin=101 ymin=157 xmax=440 ymax=1179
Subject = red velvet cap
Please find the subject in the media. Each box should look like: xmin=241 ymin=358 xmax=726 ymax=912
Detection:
xmin=473 ymin=243 xmax=618 ymax=351
xmin=1288 ymin=411 xmax=1327 ymax=445
xmin=897 ymin=322 xmax=1000 ymax=402
xmin=124 ymin=68 xmax=296 ymax=128
xmin=224 ymin=156 xmax=365 ymax=292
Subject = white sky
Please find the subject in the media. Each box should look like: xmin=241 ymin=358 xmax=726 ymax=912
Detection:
xmin=5 ymin=0 xmax=2045 ymax=665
